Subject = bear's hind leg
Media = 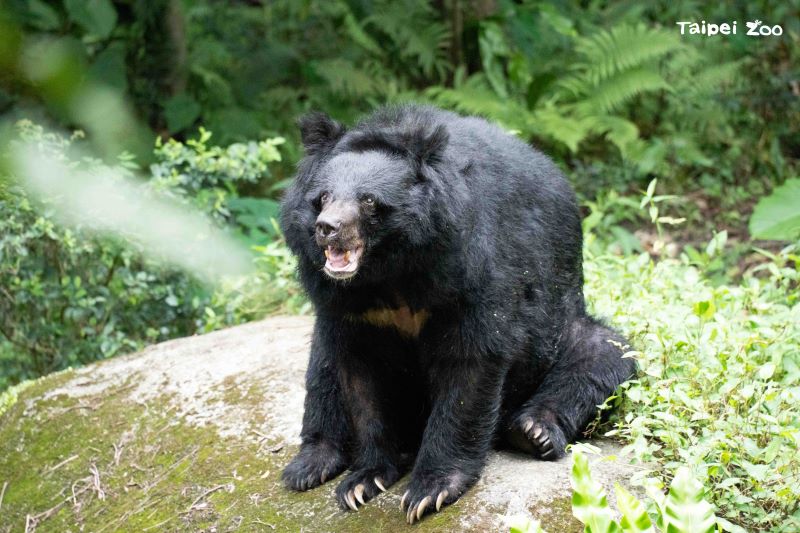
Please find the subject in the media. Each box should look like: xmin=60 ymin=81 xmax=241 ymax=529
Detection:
xmin=505 ymin=316 xmax=636 ymax=460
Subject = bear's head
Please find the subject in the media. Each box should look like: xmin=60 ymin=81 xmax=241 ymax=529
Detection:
xmin=280 ymin=110 xmax=452 ymax=284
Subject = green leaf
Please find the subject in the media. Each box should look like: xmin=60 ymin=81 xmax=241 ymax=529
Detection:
xmin=749 ymin=178 xmax=800 ymax=240
xmin=646 ymin=179 xmax=658 ymax=200
xmin=164 ymin=94 xmax=201 ymax=134
xmin=662 ymin=468 xmax=717 ymax=533
xmin=614 ymin=483 xmax=654 ymax=532
xmin=705 ymin=230 xmax=727 ymax=257
xmin=479 ymin=22 xmax=510 ymax=98
xmin=64 ymin=0 xmax=118 ymax=39
xmin=757 ymin=363 xmax=776 ymax=380
xmin=25 ymin=0 xmax=61 ymax=31
xmin=227 ymin=197 xmax=280 ymax=239
xmin=343 ymin=12 xmax=383 ymax=56
xmin=740 ymin=461 xmax=769 ymax=482
xmin=692 ymin=300 xmax=715 ymax=320
xmin=88 ymin=42 xmax=127 ymax=91
xmin=571 ymin=451 xmax=622 ymax=533
xmin=538 ymin=4 xmax=577 ymax=37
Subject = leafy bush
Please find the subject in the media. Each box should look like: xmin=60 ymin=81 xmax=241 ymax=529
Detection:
xmin=202 ymin=229 xmax=310 ymax=332
xmin=149 ymin=128 xmax=286 ymax=244
xmin=583 ymin=233 xmax=799 ymax=530
xmin=507 ymin=211 xmax=798 ymax=531
xmin=0 ymin=122 xmax=289 ymax=390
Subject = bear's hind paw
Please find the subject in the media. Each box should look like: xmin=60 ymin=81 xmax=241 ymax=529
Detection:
xmin=509 ymin=415 xmax=568 ymax=461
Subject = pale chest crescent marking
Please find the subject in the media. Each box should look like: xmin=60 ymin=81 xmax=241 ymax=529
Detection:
xmin=352 ymin=307 xmax=430 ymax=338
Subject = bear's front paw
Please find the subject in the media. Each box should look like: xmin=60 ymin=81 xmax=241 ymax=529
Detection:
xmin=400 ymin=469 xmax=473 ymax=524
xmin=282 ymin=441 xmax=348 ymax=491
xmin=335 ymin=463 xmax=401 ymax=511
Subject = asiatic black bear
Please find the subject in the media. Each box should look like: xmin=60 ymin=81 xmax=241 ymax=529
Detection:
xmin=279 ymin=105 xmax=635 ymax=523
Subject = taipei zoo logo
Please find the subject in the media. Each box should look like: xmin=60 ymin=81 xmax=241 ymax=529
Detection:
xmin=676 ymin=20 xmax=784 ymax=37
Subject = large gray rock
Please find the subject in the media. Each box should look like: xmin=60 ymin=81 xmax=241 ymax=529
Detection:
xmin=0 ymin=316 xmax=638 ymax=532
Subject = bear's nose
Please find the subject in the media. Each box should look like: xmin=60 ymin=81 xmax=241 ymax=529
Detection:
xmin=315 ymin=214 xmax=341 ymax=238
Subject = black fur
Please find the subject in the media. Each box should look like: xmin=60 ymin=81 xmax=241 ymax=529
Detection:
xmin=280 ymin=105 xmax=636 ymax=522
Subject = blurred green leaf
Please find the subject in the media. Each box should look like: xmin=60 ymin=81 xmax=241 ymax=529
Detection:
xmin=662 ymin=468 xmax=717 ymax=533
xmin=571 ymin=451 xmax=622 ymax=533
xmin=64 ymin=0 xmax=118 ymax=39
xmin=25 ymin=0 xmax=61 ymax=31
xmin=164 ymin=94 xmax=201 ymax=134
xmin=749 ymin=178 xmax=800 ymax=241
xmin=614 ymin=483 xmax=653 ymax=533
xmin=88 ymin=42 xmax=127 ymax=91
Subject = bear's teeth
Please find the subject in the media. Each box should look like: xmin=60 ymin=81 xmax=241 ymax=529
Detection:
xmin=345 ymin=250 xmax=351 ymax=262
xmin=324 ymin=249 xmax=330 ymax=259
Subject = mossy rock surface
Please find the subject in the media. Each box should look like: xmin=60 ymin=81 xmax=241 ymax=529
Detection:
xmin=0 ymin=316 xmax=639 ymax=532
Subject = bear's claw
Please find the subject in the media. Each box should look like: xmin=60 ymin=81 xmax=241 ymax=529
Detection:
xmin=514 ymin=415 xmax=567 ymax=461
xmin=336 ymin=465 xmax=401 ymax=511
xmin=402 ymin=489 xmax=451 ymax=524
xmin=400 ymin=471 xmax=466 ymax=524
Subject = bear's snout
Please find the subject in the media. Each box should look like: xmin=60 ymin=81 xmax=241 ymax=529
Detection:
xmin=315 ymin=199 xmax=364 ymax=280
xmin=315 ymin=200 xmax=360 ymax=245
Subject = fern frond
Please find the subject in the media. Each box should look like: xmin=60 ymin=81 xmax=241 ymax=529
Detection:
xmin=529 ymin=106 xmax=593 ymax=152
xmin=366 ymin=0 xmax=451 ymax=80
xmin=673 ymin=60 xmax=742 ymax=97
xmin=575 ymin=68 xmax=670 ymax=115
xmin=427 ymin=75 xmax=532 ymax=132
xmin=586 ymin=115 xmax=640 ymax=156
xmin=312 ymin=59 xmax=380 ymax=98
xmin=342 ymin=11 xmax=385 ymax=57
xmin=575 ymin=24 xmax=684 ymax=85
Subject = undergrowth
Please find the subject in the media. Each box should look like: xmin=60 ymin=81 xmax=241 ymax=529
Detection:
xmin=584 ymin=233 xmax=799 ymax=530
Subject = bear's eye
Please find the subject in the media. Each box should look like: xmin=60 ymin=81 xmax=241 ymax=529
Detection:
xmin=319 ymin=192 xmax=330 ymax=205
xmin=361 ymin=195 xmax=375 ymax=206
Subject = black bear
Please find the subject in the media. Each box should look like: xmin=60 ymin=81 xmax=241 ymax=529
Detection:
xmin=279 ymin=105 xmax=635 ymax=523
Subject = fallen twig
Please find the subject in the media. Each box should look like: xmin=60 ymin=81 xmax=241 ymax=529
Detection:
xmin=44 ymin=454 xmax=79 ymax=476
xmin=59 ymin=402 xmax=103 ymax=415
xmin=184 ymin=483 xmax=233 ymax=514
xmin=44 ymin=454 xmax=80 ymax=476
xmin=141 ymin=517 xmax=173 ymax=531
xmin=0 ymin=481 xmax=7 ymax=512
xmin=89 ymin=463 xmax=105 ymax=501
xmin=112 ymin=442 xmax=123 ymax=466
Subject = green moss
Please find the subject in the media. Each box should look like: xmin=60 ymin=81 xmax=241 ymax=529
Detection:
xmin=0 ymin=373 xmax=468 ymax=532
xmin=0 ymin=368 xmax=75 ymax=418
xmin=531 ymin=496 xmax=582 ymax=532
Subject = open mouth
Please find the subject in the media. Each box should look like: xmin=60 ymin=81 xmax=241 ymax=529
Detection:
xmin=323 ymin=245 xmax=363 ymax=279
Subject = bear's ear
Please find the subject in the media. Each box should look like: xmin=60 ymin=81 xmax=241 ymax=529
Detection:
xmin=298 ymin=112 xmax=346 ymax=156
xmin=409 ymin=124 xmax=449 ymax=168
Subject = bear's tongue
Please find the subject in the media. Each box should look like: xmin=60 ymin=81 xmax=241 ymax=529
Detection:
xmin=324 ymin=246 xmax=359 ymax=272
